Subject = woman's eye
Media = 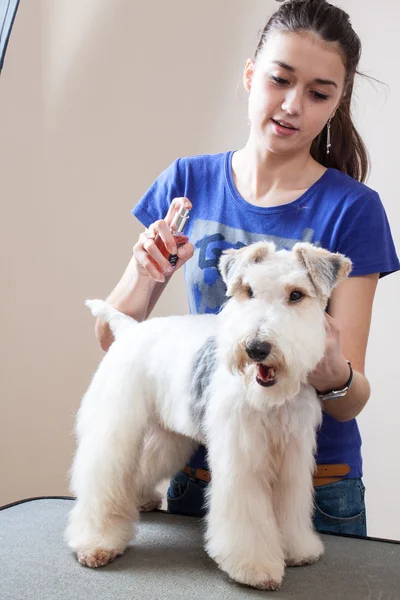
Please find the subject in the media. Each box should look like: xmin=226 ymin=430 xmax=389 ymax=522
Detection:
xmin=289 ymin=290 xmax=304 ymax=302
xmin=271 ymin=75 xmax=289 ymax=86
xmin=310 ymin=90 xmax=329 ymax=102
xmin=247 ymin=287 xmax=254 ymax=299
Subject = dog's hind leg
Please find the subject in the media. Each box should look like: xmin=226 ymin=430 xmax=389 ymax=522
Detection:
xmin=65 ymin=354 xmax=150 ymax=568
xmin=136 ymin=427 xmax=197 ymax=512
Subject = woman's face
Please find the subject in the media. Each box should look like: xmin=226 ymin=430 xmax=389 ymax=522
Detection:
xmin=244 ymin=31 xmax=346 ymax=156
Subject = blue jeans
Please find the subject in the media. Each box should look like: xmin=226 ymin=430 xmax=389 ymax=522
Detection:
xmin=167 ymin=471 xmax=367 ymax=537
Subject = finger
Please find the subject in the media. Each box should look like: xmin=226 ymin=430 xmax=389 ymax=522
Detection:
xmin=325 ymin=312 xmax=341 ymax=337
xmin=173 ymin=242 xmax=194 ymax=269
xmin=133 ymin=246 xmax=166 ymax=283
xmin=150 ymin=220 xmax=179 ymax=255
xmin=324 ymin=312 xmax=336 ymax=332
xmin=142 ymin=237 xmax=175 ymax=275
xmin=165 ymin=197 xmax=192 ymax=227
xmin=177 ymin=241 xmax=194 ymax=259
xmin=142 ymin=220 xmax=177 ymax=258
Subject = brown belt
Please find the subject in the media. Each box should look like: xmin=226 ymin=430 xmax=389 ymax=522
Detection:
xmin=184 ymin=463 xmax=351 ymax=488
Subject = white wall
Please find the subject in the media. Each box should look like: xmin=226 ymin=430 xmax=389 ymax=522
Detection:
xmin=0 ymin=0 xmax=271 ymax=505
xmin=341 ymin=1 xmax=400 ymax=540
xmin=1 ymin=0 xmax=399 ymax=540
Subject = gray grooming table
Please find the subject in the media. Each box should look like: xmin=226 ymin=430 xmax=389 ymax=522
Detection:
xmin=1 ymin=498 xmax=399 ymax=599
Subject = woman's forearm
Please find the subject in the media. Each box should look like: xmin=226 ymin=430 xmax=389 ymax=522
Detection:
xmin=320 ymin=370 xmax=371 ymax=422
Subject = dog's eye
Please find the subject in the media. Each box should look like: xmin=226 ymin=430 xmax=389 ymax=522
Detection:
xmin=289 ymin=290 xmax=303 ymax=302
xmin=246 ymin=286 xmax=254 ymax=299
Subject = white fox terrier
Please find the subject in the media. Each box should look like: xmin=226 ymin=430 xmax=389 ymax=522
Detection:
xmin=65 ymin=241 xmax=351 ymax=591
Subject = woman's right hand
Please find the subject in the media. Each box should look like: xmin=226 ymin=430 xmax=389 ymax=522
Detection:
xmin=133 ymin=198 xmax=194 ymax=283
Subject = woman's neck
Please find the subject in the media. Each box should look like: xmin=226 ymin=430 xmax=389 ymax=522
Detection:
xmin=232 ymin=141 xmax=326 ymax=207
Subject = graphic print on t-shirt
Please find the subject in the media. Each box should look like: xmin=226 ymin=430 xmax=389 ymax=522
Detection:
xmin=185 ymin=219 xmax=321 ymax=314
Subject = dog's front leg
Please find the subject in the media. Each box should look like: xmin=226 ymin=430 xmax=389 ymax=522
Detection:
xmin=274 ymin=434 xmax=324 ymax=567
xmin=204 ymin=409 xmax=285 ymax=591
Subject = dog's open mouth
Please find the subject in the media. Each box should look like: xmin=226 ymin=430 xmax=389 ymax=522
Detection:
xmin=256 ymin=364 xmax=277 ymax=387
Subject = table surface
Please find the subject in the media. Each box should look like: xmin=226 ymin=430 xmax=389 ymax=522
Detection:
xmin=1 ymin=498 xmax=399 ymax=600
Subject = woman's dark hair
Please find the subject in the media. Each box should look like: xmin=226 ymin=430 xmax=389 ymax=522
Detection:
xmin=255 ymin=0 xmax=369 ymax=182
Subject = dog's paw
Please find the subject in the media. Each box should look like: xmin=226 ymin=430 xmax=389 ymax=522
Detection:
xmin=137 ymin=490 xmax=163 ymax=512
xmin=285 ymin=532 xmax=324 ymax=567
xmin=77 ymin=548 xmax=121 ymax=568
xmin=221 ymin=559 xmax=285 ymax=591
xmin=285 ymin=555 xmax=321 ymax=567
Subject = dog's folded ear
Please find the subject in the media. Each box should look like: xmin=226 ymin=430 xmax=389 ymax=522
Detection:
xmin=294 ymin=243 xmax=352 ymax=299
xmin=219 ymin=241 xmax=276 ymax=297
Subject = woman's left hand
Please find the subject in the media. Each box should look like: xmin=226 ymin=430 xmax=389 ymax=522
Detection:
xmin=308 ymin=313 xmax=351 ymax=394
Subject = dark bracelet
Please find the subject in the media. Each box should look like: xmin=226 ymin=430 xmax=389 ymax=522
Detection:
xmin=316 ymin=361 xmax=353 ymax=401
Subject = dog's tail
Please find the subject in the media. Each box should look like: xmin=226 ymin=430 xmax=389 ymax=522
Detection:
xmin=85 ymin=299 xmax=137 ymax=338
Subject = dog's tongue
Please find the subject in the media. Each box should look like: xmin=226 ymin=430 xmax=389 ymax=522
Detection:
xmin=257 ymin=364 xmax=276 ymax=382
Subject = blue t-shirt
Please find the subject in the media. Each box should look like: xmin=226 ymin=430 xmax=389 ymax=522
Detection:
xmin=133 ymin=151 xmax=400 ymax=478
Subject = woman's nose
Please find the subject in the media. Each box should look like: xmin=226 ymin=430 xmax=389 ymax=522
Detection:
xmin=281 ymin=88 xmax=303 ymax=116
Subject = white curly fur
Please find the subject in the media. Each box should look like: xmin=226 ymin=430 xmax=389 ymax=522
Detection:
xmin=65 ymin=241 xmax=351 ymax=590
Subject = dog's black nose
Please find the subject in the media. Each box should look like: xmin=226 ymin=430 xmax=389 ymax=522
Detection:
xmin=246 ymin=341 xmax=272 ymax=362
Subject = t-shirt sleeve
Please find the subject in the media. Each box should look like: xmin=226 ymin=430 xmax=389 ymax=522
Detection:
xmin=131 ymin=159 xmax=182 ymax=228
xmin=336 ymin=191 xmax=400 ymax=278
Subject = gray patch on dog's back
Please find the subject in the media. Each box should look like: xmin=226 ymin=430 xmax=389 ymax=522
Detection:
xmin=190 ymin=337 xmax=217 ymax=432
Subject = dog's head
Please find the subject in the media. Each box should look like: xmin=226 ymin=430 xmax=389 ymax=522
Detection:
xmin=217 ymin=241 xmax=352 ymax=406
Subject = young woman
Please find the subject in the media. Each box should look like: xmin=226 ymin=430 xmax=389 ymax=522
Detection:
xmin=96 ymin=0 xmax=399 ymax=536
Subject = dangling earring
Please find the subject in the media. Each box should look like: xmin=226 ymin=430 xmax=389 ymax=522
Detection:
xmin=326 ymin=118 xmax=332 ymax=155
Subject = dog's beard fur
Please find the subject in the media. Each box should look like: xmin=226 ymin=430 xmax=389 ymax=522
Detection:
xmin=217 ymin=293 xmax=326 ymax=408
xmin=224 ymin=334 xmax=323 ymax=407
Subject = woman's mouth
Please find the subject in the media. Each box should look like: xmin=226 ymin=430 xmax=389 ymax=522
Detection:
xmin=271 ymin=118 xmax=299 ymax=137
xmin=256 ymin=363 xmax=278 ymax=387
